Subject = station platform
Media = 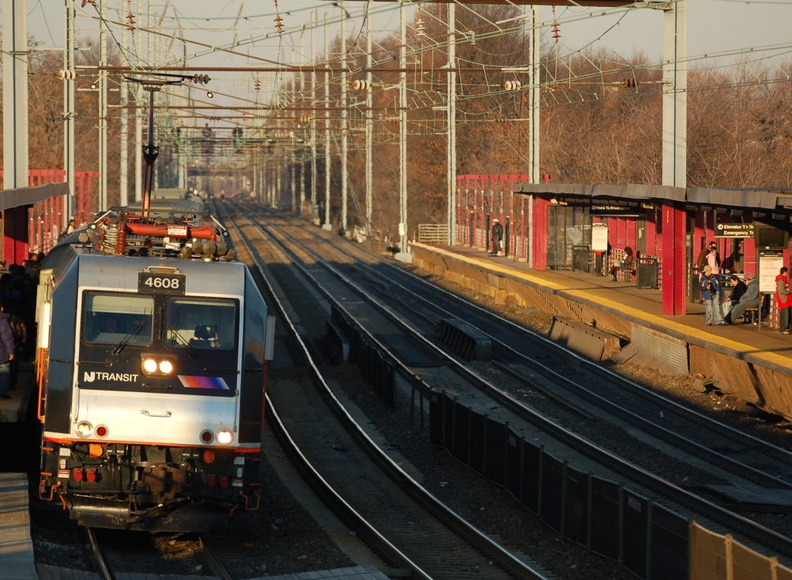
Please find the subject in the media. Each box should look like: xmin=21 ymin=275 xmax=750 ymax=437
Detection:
xmin=0 ymin=363 xmax=37 ymax=424
xmin=0 ymin=473 xmax=37 ymax=580
xmin=410 ymin=242 xmax=792 ymax=420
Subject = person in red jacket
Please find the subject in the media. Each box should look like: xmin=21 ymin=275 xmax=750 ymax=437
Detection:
xmin=775 ymin=267 xmax=792 ymax=334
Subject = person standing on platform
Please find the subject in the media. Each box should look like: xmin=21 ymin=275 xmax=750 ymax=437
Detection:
xmin=775 ymin=267 xmax=792 ymax=334
xmin=0 ymin=303 xmax=16 ymax=399
xmin=706 ymin=243 xmax=721 ymax=275
xmin=695 ymin=241 xmax=714 ymax=272
xmin=490 ymin=219 xmax=503 ymax=257
xmin=700 ymin=265 xmax=722 ymax=326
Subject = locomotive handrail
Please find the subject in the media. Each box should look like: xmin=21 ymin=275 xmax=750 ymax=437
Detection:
xmin=140 ymin=409 xmax=172 ymax=418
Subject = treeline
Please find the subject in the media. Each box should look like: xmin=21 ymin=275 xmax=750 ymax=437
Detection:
xmin=2 ymin=5 xmax=791 ymax=243
xmin=329 ymin=4 xmax=792 ymax=239
xmin=0 ymin=42 xmax=122 ymax=201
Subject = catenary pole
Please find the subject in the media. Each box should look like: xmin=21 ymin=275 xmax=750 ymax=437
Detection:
xmin=64 ymin=0 xmax=75 ymax=218
xmin=323 ymin=13 xmax=332 ymax=230
xmin=341 ymin=2 xmax=349 ymax=234
xmin=446 ymin=3 xmax=457 ymax=245
xmin=99 ymin=0 xmax=108 ymax=209
xmin=365 ymin=9 xmax=373 ymax=236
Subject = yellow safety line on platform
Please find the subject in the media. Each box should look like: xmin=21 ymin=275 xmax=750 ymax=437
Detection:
xmin=416 ymin=244 xmax=792 ymax=370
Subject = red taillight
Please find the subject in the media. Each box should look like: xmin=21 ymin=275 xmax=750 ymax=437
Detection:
xmin=86 ymin=469 xmax=97 ymax=482
xmin=200 ymin=430 xmax=213 ymax=443
xmin=73 ymin=469 xmax=84 ymax=482
xmin=95 ymin=425 xmax=108 ymax=438
xmin=219 ymin=474 xmax=230 ymax=489
xmin=207 ymin=473 xmax=216 ymax=488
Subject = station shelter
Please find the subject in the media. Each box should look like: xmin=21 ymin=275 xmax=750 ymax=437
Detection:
xmin=455 ymin=178 xmax=792 ymax=317
xmin=1 ymin=169 xmax=98 ymax=265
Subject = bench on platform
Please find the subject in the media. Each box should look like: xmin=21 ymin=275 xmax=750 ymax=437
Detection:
xmin=736 ymin=295 xmax=767 ymax=325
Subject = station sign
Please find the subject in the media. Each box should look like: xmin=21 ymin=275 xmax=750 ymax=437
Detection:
xmin=758 ymin=250 xmax=784 ymax=294
xmin=715 ymin=222 xmax=754 ymax=238
xmin=589 ymin=203 xmax=641 ymax=217
xmin=591 ymin=222 xmax=608 ymax=252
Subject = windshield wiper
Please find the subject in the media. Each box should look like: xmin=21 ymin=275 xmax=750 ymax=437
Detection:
xmin=112 ymin=320 xmax=146 ymax=355
xmin=167 ymin=327 xmax=201 ymax=358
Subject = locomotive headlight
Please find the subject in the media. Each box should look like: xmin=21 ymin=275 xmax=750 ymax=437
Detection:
xmin=142 ymin=358 xmax=158 ymax=374
xmin=76 ymin=421 xmax=93 ymax=437
xmin=216 ymin=429 xmax=234 ymax=445
xmin=141 ymin=355 xmax=176 ymax=377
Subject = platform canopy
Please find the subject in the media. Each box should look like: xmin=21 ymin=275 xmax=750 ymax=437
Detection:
xmin=0 ymin=182 xmax=69 ymax=211
xmin=514 ymin=183 xmax=685 ymax=203
xmin=514 ymin=183 xmax=792 ymax=212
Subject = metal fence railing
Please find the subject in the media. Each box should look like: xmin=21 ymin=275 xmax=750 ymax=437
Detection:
xmin=430 ymin=390 xmax=792 ymax=579
xmin=417 ymin=223 xmax=449 ymax=244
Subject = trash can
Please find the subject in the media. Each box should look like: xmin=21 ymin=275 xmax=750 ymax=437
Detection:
xmin=572 ymin=245 xmax=590 ymax=272
xmin=636 ymin=256 xmax=658 ymax=289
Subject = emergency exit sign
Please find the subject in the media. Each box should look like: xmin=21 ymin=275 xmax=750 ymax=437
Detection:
xmin=715 ymin=222 xmax=754 ymax=238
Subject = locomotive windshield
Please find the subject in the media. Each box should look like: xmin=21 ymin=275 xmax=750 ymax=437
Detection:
xmin=83 ymin=293 xmax=154 ymax=345
xmin=165 ymin=298 xmax=237 ymax=351
xmin=81 ymin=293 xmax=237 ymax=350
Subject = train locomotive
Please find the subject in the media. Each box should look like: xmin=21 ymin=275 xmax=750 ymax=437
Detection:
xmin=36 ymin=196 xmax=275 ymax=531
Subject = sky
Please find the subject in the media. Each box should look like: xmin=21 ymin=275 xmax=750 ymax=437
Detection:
xmin=544 ymin=1 xmax=792 ymax=65
xmin=17 ymin=1 xmax=792 ymax=64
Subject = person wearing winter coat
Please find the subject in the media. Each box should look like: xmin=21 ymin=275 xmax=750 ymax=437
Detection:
xmin=706 ymin=245 xmax=721 ymax=275
xmin=0 ymin=303 xmax=16 ymax=399
xmin=723 ymin=276 xmax=760 ymax=324
xmin=700 ymin=265 xmax=722 ymax=326
xmin=490 ymin=219 xmax=504 ymax=256
xmin=722 ymin=275 xmax=747 ymax=318
xmin=776 ymin=267 xmax=792 ymax=334
xmin=610 ymin=247 xmax=635 ymax=282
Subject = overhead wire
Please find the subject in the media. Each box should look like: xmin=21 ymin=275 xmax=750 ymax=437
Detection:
xmin=58 ymin=0 xmax=792 ymax=143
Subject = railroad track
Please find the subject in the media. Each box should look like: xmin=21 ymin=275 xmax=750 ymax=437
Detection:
xmin=296 ymin=219 xmax=792 ymax=489
xmin=218 ymin=202 xmax=550 ymax=579
xmin=86 ymin=527 xmax=232 ymax=579
xmin=218 ymin=202 xmax=792 ymax=566
xmin=254 ymin=208 xmax=792 ymax=487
